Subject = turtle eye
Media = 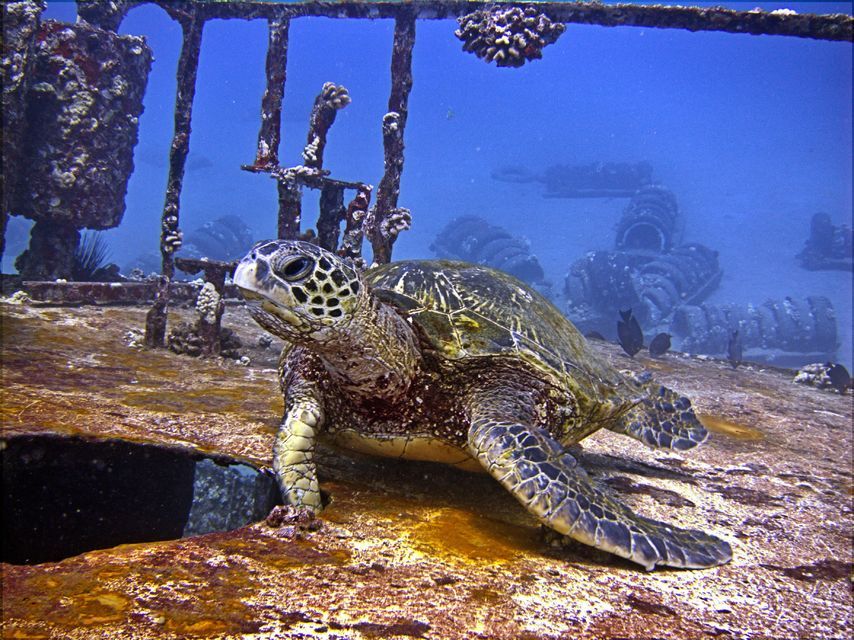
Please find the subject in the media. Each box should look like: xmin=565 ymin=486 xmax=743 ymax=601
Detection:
xmin=277 ymin=256 xmax=314 ymax=282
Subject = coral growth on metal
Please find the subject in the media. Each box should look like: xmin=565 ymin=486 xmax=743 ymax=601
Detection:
xmin=455 ymin=5 xmax=565 ymax=67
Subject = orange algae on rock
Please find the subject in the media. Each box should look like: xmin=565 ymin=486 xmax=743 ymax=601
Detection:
xmin=410 ymin=507 xmax=540 ymax=564
xmin=698 ymin=414 xmax=765 ymax=441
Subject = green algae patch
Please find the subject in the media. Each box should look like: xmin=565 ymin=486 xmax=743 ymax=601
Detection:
xmin=698 ymin=414 xmax=764 ymax=441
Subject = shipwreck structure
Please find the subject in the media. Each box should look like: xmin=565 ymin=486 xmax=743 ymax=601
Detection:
xmin=1 ymin=0 xmax=852 ymax=351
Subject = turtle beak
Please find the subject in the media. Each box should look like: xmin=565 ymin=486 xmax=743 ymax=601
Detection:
xmin=233 ymin=258 xmax=262 ymax=296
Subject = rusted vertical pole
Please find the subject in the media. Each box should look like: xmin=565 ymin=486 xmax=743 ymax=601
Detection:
xmin=251 ymin=16 xmax=300 ymax=240
xmin=370 ymin=10 xmax=415 ymax=264
xmin=145 ymin=11 xmax=204 ymax=347
xmin=276 ymin=180 xmax=302 ymax=240
xmin=253 ymin=17 xmax=289 ymax=168
xmin=317 ymin=184 xmax=346 ymax=251
xmin=339 ymin=184 xmax=372 ymax=261
xmin=302 ymin=83 xmax=350 ymax=170
xmin=195 ymin=267 xmax=227 ymax=357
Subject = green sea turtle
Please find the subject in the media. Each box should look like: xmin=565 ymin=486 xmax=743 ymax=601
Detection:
xmin=234 ymin=240 xmax=732 ymax=570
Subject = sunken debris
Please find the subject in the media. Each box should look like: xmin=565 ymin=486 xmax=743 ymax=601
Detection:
xmin=431 ymin=215 xmax=548 ymax=292
xmin=491 ymin=161 xmax=654 ymax=199
xmin=563 ymin=184 xmax=721 ymax=337
xmin=564 ymin=244 xmax=722 ymax=331
xmin=455 ymin=5 xmax=566 ymax=67
xmin=2 ymin=0 xmax=852 ymax=346
xmin=615 ymin=185 xmax=683 ymax=254
xmin=243 ymin=79 xmax=370 ymax=252
xmin=794 ymin=362 xmax=852 ymax=393
xmin=796 ymin=212 xmax=853 ymax=272
xmin=673 ymin=297 xmax=837 ymax=367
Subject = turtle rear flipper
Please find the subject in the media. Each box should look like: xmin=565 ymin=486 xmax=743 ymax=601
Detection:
xmin=467 ymin=414 xmax=731 ymax=570
xmin=610 ymin=379 xmax=708 ymax=451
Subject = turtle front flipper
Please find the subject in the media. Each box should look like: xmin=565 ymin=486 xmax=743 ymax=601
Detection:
xmin=275 ymin=393 xmax=324 ymax=513
xmin=610 ymin=375 xmax=708 ymax=451
xmin=466 ymin=409 xmax=731 ymax=570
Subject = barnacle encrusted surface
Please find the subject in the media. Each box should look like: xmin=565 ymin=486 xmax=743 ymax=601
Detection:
xmin=195 ymin=282 xmax=220 ymax=325
xmin=11 ymin=20 xmax=152 ymax=229
xmin=455 ymin=6 xmax=566 ymax=67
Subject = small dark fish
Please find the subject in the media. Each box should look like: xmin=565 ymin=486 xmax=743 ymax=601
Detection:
xmin=585 ymin=331 xmax=606 ymax=341
xmin=727 ymin=330 xmax=743 ymax=369
xmin=827 ymin=363 xmax=851 ymax=393
xmin=617 ymin=308 xmax=643 ymax=357
xmin=648 ymin=332 xmax=671 ymax=357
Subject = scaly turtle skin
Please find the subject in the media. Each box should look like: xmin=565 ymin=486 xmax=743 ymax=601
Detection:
xmin=234 ymin=240 xmax=732 ymax=570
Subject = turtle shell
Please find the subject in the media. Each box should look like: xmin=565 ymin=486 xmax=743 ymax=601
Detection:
xmin=365 ymin=260 xmax=626 ymax=402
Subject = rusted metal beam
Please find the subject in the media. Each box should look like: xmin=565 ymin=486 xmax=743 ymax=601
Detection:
xmin=160 ymin=15 xmax=204 ymax=279
xmin=80 ymin=2 xmax=853 ymax=43
xmin=176 ymin=1 xmax=852 ymax=43
xmin=174 ymin=257 xmax=236 ymax=287
xmin=20 ymin=280 xmax=242 ymax=305
xmin=369 ymin=10 xmax=415 ymax=264
xmin=243 ymin=163 xmax=369 ymax=241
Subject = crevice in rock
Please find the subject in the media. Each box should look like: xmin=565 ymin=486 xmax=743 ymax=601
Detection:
xmin=1 ymin=435 xmax=278 ymax=564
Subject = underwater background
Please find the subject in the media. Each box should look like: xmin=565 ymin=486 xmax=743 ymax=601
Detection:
xmin=5 ymin=0 xmax=852 ymax=369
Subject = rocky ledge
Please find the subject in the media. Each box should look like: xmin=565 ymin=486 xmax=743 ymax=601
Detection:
xmin=1 ymin=302 xmax=851 ymax=639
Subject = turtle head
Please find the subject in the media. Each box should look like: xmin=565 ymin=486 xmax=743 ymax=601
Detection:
xmin=234 ymin=240 xmax=363 ymax=342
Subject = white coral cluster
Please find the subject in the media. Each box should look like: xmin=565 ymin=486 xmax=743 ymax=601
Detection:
xmin=302 ymin=136 xmax=320 ymax=164
xmin=3 ymin=290 xmax=32 ymax=305
xmin=161 ymin=208 xmax=182 ymax=253
xmin=195 ymin=282 xmax=221 ymax=324
xmin=382 ymin=112 xmax=401 ymax=136
xmin=381 ymin=207 xmax=412 ymax=241
xmin=320 ymin=82 xmax=351 ymax=110
xmin=162 ymin=229 xmax=183 ymax=253
xmin=123 ymin=328 xmax=144 ymax=349
xmin=455 ymin=6 xmax=566 ymax=68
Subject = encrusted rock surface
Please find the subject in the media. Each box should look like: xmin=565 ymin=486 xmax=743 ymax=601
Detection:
xmin=1 ymin=302 xmax=851 ymax=639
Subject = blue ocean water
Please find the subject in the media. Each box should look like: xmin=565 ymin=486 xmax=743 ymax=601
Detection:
xmin=13 ymin=0 xmax=854 ymax=369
